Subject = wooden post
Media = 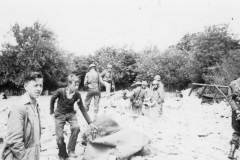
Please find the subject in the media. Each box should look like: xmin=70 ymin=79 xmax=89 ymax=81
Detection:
xmin=213 ymin=84 xmax=228 ymax=99
xmin=188 ymin=86 xmax=194 ymax=96
xmin=199 ymin=86 xmax=207 ymax=98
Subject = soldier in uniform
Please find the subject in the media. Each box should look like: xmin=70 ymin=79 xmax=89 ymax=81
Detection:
xmin=228 ymin=78 xmax=240 ymax=159
xmin=84 ymin=64 xmax=104 ymax=119
xmin=130 ymin=81 xmax=147 ymax=115
xmin=101 ymin=64 xmax=115 ymax=97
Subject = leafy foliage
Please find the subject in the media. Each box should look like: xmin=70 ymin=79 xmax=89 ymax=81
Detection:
xmin=0 ymin=22 xmax=71 ymax=93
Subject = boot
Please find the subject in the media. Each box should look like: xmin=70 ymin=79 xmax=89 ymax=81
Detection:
xmin=58 ymin=156 xmax=69 ymax=160
xmin=228 ymin=144 xmax=237 ymax=159
xmin=68 ymin=151 xmax=77 ymax=158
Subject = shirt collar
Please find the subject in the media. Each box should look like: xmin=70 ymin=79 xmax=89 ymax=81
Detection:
xmin=21 ymin=93 xmax=37 ymax=105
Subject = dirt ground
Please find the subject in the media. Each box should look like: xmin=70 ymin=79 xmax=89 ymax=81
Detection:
xmin=0 ymin=89 xmax=237 ymax=160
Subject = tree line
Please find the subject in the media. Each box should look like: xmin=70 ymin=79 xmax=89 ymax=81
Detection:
xmin=0 ymin=22 xmax=240 ymax=95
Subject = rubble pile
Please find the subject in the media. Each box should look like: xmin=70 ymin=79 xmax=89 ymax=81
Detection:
xmin=0 ymin=90 xmax=236 ymax=159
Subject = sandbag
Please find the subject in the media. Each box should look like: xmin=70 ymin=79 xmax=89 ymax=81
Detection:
xmin=83 ymin=128 xmax=150 ymax=160
xmin=82 ymin=116 xmax=122 ymax=143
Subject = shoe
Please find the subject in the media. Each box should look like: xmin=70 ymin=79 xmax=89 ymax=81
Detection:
xmin=68 ymin=151 xmax=78 ymax=158
xmin=228 ymin=144 xmax=236 ymax=159
xmin=58 ymin=156 xmax=69 ymax=160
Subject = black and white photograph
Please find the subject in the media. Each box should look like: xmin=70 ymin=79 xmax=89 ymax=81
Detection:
xmin=0 ymin=0 xmax=240 ymax=159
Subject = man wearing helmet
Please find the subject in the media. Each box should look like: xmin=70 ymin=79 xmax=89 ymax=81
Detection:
xmin=150 ymin=79 xmax=165 ymax=116
xmin=153 ymin=75 xmax=165 ymax=95
xmin=130 ymin=81 xmax=147 ymax=115
xmin=84 ymin=64 xmax=104 ymax=119
xmin=101 ymin=64 xmax=115 ymax=97
xmin=227 ymin=77 xmax=240 ymax=159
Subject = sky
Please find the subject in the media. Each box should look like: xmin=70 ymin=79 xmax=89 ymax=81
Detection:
xmin=0 ymin=0 xmax=240 ymax=56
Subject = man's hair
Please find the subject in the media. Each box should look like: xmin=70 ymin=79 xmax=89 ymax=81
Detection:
xmin=24 ymin=72 xmax=43 ymax=83
xmin=68 ymin=74 xmax=80 ymax=84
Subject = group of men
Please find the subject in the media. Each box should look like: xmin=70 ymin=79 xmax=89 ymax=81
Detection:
xmin=1 ymin=63 xmax=115 ymax=160
xmin=130 ymin=75 xmax=165 ymax=117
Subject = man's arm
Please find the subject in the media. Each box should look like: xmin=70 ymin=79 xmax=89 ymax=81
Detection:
xmin=100 ymin=70 xmax=106 ymax=78
xmin=228 ymin=85 xmax=239 ymax=111
xmin=50 ymin=89 xmax=60 ymax=115
xmin=5 ymin=106 xmax=27 ymax=159
xmin=77 ymin=94 xmax=92 ymax=124
xmin=99 ymin=74 xmax=104 ymax=85
xmin=130 ymin=90 xmax=136 ymax=102
xmin=84 ymin=73 xmax=88 ymax=87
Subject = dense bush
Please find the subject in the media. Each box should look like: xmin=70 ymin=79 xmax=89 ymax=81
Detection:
xmin=0 ymin=22 xmax=71 ymax=94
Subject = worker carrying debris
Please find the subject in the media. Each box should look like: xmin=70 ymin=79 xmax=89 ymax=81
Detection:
xmin=50 ymin=74 xmax=96 ymax=160
xmin=227 ymin=78 xmax=240 ymax=159
xmin=130 ymin=81 xmax=147 ymax=115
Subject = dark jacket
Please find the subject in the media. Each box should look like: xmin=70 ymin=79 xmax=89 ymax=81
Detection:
xmin=50 ymin=88 xmax=92 ymax=124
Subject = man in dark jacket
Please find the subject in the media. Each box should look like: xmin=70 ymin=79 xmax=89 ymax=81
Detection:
xmin=50 ymin=74 xmax=95 ymax=160
xmin=2 ymin=72 xmax=43 ymax=160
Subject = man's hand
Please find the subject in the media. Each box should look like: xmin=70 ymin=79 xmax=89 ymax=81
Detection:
xmin=112 ymin=85 xmax=115 ymax=89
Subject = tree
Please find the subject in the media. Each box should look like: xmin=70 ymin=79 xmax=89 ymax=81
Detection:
xmin=177 ymin=24 xmax=240 ymax=83
xmin=0 ymin=22 xmax=71 ymax=93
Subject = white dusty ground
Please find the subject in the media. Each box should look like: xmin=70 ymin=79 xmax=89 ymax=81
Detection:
xmin=0 ymin=89 xmax=237 ymax=160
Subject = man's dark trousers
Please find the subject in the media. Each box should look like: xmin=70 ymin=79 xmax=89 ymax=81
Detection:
xmin=85 ymin=88 xmax=100 ymax=113
xmin=54 ymin=111 xmax=80 ymax=158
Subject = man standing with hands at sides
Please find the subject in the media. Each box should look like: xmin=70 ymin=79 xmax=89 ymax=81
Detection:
xmin=84 ymin=64 xmax=104 ymax=119
xmin=50 ymin=74 xmax=96 ymax=160
xmin=101 ymin=64 xmax=115 ymax=97
xmin=1 ymin=72 xmax=43 ymax=160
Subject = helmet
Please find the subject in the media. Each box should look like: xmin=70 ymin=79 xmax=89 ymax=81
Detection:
xmin=107 ymin=64 xmax=112 ymax=68
xmin=152 ymin=80 xmax=159 ymax=85
xmin=135 ymin=81 xmax=142 ymax=85
xmin=142 ymin=81 xmax=148 ymax=86
xmin=154 ymin=75 xmax=161 ymax=81
xmin=89 ymin=64 xmax=96 ymax=69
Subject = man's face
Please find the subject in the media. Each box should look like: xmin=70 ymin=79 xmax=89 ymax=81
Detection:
xmin=69 ymin=81 xmax=79 ymax=92
xmin=142 ymin=85 xmax=146 ymax=89
xmin=107 ymin=67 xmax=112 ymax=72
xmin=24 ymin=78 xmax=43 ymax=100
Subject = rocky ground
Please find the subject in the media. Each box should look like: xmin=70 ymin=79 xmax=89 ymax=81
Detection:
xmin=0 ymin=89 xmax=237 ymax=160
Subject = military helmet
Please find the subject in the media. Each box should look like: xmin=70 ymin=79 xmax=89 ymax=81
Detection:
xmin=152 ymin=80 xmax=159 ymax=85
xmin=142 ymin=81 xmax=148 ymax=86
xmin=89 ymin=64 xmax=96 ymax=69
xmin=107 ymin=64 xmax=113 ymax=68
xmin=154 ymin=75 xmax=161 ymax=81
xmin=135 ymin=81 xmax=142 ymax=85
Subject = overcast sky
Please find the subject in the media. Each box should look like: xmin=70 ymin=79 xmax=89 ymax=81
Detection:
xmin=0 ymin=0 xmax=240 ymax=55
